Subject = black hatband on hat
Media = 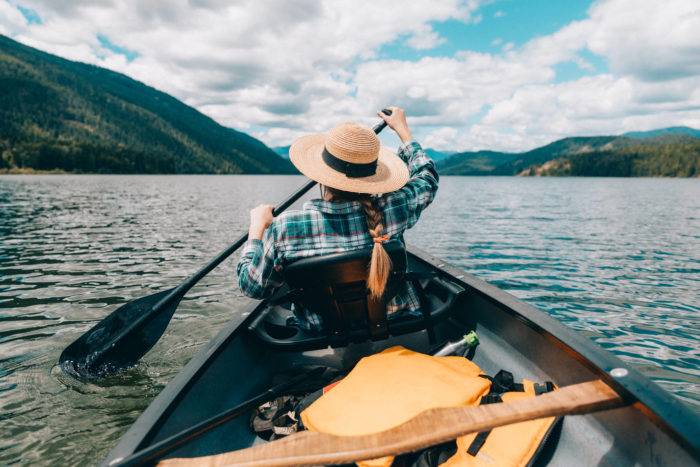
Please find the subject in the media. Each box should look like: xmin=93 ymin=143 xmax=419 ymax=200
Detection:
xmin=322 ymin=147 xmax=377 ymax=178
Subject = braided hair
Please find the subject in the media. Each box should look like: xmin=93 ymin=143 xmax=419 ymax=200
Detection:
xmin=322 ymin=186 xmax=392 ymax=298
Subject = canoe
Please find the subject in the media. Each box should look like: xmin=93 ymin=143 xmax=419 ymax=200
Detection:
xmin=102 ymin=246 xmax=700 ymax=466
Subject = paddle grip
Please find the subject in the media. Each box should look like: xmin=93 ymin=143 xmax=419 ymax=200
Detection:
xmin=373 ymin=108 xmax=393 ymax=133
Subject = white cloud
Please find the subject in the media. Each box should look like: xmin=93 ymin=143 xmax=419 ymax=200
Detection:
xmin=357 ymin=0 xmax=700 ymax=151
xmin=354 ymin=53 xmax=551 ymax=128
xmin=1 ymin=0 xmax=699 ymax=150
xmin=586 ymin=0 xmax=700 ymax=81
xmin=1 ymin=0 xmax=482 ymax=132
xmin=423 ymin=73 xmax=700 ymax=151
xmin=0 ymin=2 xmax=26 ymax=34
xmin=405 ymin=25 xmax=446 ymax=50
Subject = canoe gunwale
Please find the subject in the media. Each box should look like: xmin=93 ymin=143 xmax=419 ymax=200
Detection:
xmin=102 ymin=297 xmax=269 ymax=466
xmin=103 ymin=245 xmax=700 ymax=465
xmin=407 ymin=246 xmax=700 ymax=459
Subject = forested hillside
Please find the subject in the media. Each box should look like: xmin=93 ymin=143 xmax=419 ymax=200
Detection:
xmin=2 ymin=34 xmax=696 ymax=177
xmin=439 ymin=131 xmax=699 ymax=177
xmin=519 ymin=136 xmax=700 ymax=177
xmin=0 ymin=35 xmax=294 ymax=174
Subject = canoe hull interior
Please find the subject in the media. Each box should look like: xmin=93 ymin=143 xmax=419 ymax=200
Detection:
xmin=103 ymin=247 xmax=699 ymax=466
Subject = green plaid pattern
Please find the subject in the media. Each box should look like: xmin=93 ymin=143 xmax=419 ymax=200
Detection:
xmin=237 ymin=141 xmax=438 ymax=316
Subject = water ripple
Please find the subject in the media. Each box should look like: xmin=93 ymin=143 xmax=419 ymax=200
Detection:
xmin=0 ymin=174 xmax=698 ymax=465
xmin=408 ymin=176 xmax=700 ymax=414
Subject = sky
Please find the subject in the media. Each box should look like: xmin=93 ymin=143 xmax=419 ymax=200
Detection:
xmin=1 ymin=0 xmax=699 ymax=151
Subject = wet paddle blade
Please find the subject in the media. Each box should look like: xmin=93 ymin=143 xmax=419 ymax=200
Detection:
xmin=59 ymin=288 xmax=181 ymax=379
xmin=58 ymin=111 xmax=391 ymax=381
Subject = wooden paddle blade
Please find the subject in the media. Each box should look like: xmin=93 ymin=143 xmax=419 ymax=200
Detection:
xmin=159 ymin=379 xmax=624 ymax=467
xmin=59 ymin=288 xmax=180 ymax=379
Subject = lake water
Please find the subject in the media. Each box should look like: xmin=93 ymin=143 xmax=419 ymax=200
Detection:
xmin=1 ymin=175 xmax=698 ymax=465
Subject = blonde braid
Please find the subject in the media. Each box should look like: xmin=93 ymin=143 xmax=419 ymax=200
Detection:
xmin=322 ymin=186 xmax=392 ymax=298
xmin=359 ymin=198 xmax=392 ymax=298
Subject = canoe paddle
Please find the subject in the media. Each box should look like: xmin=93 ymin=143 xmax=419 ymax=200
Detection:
xmin=158 ymin=379 xmax=625 ymax=466
xmin=59 ymin=110 xmax=393 ymax=379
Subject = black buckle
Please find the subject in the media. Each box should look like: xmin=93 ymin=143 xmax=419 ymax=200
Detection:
xmin=534 ymin=381 xmax=555 ymax=395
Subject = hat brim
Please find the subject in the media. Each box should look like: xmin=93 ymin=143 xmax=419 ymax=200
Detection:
xmin=289 ymin=134 xmax=410 ymax=194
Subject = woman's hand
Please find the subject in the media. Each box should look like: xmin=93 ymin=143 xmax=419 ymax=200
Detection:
xmin=249 ymin=204 xmax=274 ymax=240
xmin=378 ymin=106 xmax=412 ymax=143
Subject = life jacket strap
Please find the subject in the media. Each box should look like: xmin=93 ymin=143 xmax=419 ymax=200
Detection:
xmin=467 ymin=370 xmax=556 ymax=457
xmin=466 ymin=429 xmax=491 ymax=457
xmin=534 ymin=381 xmax=556 ymax=395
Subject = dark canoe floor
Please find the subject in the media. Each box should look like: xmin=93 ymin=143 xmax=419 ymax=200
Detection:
xmin=104 ymin=247 xmax=700 ymax=466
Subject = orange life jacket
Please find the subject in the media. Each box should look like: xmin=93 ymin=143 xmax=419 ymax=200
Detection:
xmin=301 ymin=346 xmax=558 ymax=467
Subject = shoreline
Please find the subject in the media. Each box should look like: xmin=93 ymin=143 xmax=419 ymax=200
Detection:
xmin=0 ymin=168 xmax=69 ymax=175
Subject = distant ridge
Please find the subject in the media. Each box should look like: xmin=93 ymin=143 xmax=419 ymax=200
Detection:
xmin=623 ymin=126 xmax=700 ymax=139
xmin=424 ymin=148 xmax=455 ymax=162
xmin=438 ymin=130 xmax=699 ymax=177
xmin=0 ymin=34 xmax=294 ymax=174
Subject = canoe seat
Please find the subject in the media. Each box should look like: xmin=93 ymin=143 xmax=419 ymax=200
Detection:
xmin=249 ymin=241 xmax=462 ymax=350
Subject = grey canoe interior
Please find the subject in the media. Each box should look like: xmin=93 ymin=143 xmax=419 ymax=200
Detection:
xmin=103 ymin=246 xmax=700 ymax=466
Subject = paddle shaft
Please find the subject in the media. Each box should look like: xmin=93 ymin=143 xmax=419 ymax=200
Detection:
xmin=87 ymin=178 xmax=319 ymax=367
xmin=150 ymin=113 xmax=391 ymax=318
xmin=113 ymin=368 xmax=325 ymax=467
xmin=100 ymin=112 xmax=392 ymax=360
xmin=153 ymin=178 xmax=317 ymax=308
xmin=153 ymin=113 xmax=391 ymax=312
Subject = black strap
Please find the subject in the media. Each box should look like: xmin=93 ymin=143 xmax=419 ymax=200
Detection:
xmin=479 ymin=370 xmax=524 ymax=393
xmin=401 ymin=439 xmax=458 ymax=467
xmin=534 ymin=381 xmax=556 ymax=395
xmin=322 ymin=147 xmax=377 ymax=178
xmin=466 ymin=393 xmax=501 ymax=456
xmin=468 ymin=371 xmax=554 ymax=457
xmin=480 ymin=393 xmax=503 ymax=404
xmin=466 ymin=430 xmax=491 ymax=457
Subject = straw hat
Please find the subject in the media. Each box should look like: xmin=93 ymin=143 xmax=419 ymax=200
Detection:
xmin=289 ymin=122 xmax=409 ymax=194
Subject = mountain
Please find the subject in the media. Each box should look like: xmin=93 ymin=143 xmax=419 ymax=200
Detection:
xmin=273 ymin=146 xmax=290 ymax=159
xmin=624 ymin=126 xmax=700 ymax=139
xmin=423 ymin=148 xmax=455 ymax=162
xmin=519 ymin=135 xmax=699 ymax=177
xmin=439 ymin=133 xmax=699 ymax=177
xmin=0 ymin=35 xmax=294 ymax=174
xmin=438 ymin=150 xmax=518 ymax=175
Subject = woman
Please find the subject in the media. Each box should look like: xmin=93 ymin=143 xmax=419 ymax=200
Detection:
xmin=237 ymin=107 xmax=438 ymax=325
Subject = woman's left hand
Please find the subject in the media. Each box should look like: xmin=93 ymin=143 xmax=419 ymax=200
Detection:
xmin=249 ymin=204 xmax=274 ymax=240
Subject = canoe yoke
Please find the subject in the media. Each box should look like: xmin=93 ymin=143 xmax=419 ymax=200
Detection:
xmin=248 ymin=240 xmax=463 ymax=350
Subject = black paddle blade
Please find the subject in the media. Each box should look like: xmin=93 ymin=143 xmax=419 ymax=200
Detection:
xmin=59 ymin=288 xmax=181 ymax=379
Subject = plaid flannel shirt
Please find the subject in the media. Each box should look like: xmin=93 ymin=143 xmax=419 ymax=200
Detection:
xmin=236 ymin=141 xmax=438 ymax=316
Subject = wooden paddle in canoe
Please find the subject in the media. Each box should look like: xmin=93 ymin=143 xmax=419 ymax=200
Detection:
xmin=100 ymin=244 xmax=700 ymax=466
xmin=158 ymin=379 xmax=625 ymax=467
